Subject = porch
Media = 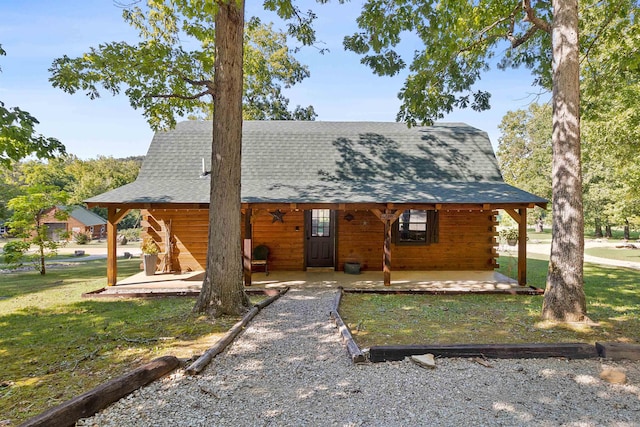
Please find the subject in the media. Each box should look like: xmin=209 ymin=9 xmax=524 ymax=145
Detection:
xmin=89 ymin=269 xmax=542 ymax=297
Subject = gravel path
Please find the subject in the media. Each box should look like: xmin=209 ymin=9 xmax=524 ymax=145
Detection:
xmin=79 ymin=288 xmax=640 ymax=427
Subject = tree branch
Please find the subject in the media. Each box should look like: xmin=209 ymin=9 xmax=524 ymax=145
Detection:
xmin=458 ymin=4 xmax=521 ymax=54
xmin=522 ymin=0 xmax=551 ymax=34
xmin=182 ymin=76 xmax=215 ymax=92
xmin=148 ymin=90 xmax=211 ymax=100
xmin=509 ymin=25 xmax=539 ymax=48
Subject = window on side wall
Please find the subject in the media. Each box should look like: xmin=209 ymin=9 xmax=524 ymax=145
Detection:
xmin=393 ymin=209 xmax=439 ymax=245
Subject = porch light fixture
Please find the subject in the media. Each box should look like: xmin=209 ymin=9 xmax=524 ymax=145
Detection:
xmin=344 ymin=213 xmax=355 ymax=222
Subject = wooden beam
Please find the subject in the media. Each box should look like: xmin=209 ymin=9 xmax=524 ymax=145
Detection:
xmin=112 ymin=208 xmax=131 ymax=224
xmin=104 ymin=207 xmax=132 ymax=286
xmin=243 ymin=238 xmax=252 ymax=286
xmin=504 ymin=208 xmax=521 ymax=224
xmin=107 ymin=207 xmax=118 ymax=286
xmin=86 ymin=202 xmax=209 ymax=210
xmin=383 ymin=212 xmax=393 ymax=286
xmin=20 ymin=356 xmax=180 ymax=427
xmin=371 ymin=208 xmax=403 ymax=224
xmin=368 ymin=343 xmax=598 ymax=362
xmin=518 ymin=208 xmax=527 ymax=286
xmin=243 ymin=206 xmax=252 ymax=286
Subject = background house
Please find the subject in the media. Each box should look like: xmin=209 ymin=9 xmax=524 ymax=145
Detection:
xmin=87 ymin=121 xmax=546 ymax=286
xmin=41 ymin=206 xmax=107 ymax=241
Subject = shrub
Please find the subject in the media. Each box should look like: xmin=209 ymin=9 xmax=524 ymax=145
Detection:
xmin=74 ymin=232 xmax=90 ymax=245
xmin=2 ymin=240 xmax=30 ymax=266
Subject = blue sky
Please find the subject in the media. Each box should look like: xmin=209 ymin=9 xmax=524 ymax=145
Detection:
xmin=0 ymin=1 xmax=547 ymax=160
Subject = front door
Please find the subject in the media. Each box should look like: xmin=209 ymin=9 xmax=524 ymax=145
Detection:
xmin=305 ymin=209 xmax=335 ymax=268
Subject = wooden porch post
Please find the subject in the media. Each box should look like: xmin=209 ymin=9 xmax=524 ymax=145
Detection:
xmin=371 ymin=208 xmax=402 ymax=286
xmin=243 ymin=207 xmax=253 ymax=286
xmin=518 ymin=208 xmax=527 ymax=286
xmin=384 ymin=217 xmax=392 ymax=286
xmin=107 ymin=207 xmax=118 ymax=286
xmin=106 ymin=207 xmax=131 ymax=287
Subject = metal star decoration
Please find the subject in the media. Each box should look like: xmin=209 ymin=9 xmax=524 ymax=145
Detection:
xmin=270 ymin=209 xmax=286 ymax=223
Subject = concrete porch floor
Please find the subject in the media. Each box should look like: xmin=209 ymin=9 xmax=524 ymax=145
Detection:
xmin=95 ymin=269 xmax=538 ymax=296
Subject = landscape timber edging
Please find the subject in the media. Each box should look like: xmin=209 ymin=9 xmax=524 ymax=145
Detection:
xmin=19 ymin=288 xmax=287 ymax=427
xmin=330 ymin=287 xmax=366 ymax=363
xmin=185 ymin=287 xmax=289 ymax=374
xmin=335 ymin=289 xmax=640 ymax=363
xmin=18 ymin=356 xmax=180 ymax=427
xmin=82 ymin=287 xmax=279 ymax=299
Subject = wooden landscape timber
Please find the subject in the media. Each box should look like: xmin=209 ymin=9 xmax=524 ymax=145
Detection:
xmin=19 ymin=356 xmax=180 ymax=427
xmin=81 ymin=287 xmax=277 ymax=299
xmin=330 ymin=288 xmax=366 ymax=363
xmin=368 ymin=343 xmax=600 ymax=362
xmin=185 ymin=287 xmax=289 ymax=374
xmin=596 ymin=342 xmax=640 ymax=361
xmin=332 ymin=291 xmax=640 ymax=364
xmin=342 ymin=287 xmax=544 ymax=296
xmin=20 ymin=288 xmax=287 ymax=426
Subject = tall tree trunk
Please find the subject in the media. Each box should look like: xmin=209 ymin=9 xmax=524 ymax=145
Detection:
xmin=605 ymin=224 xmax=612 ymax=238
xmin=194 ymin=0 xmax=250 ymax=316
xmin=542 ymin=0 xmax=587 ymax=322
xmin=594 ymin=218 xmax=603 ymax=238
xmin=39 ymin=243 xmax=46 ymax=275
xmin=624 ymin=219 xmax=630 ymax=240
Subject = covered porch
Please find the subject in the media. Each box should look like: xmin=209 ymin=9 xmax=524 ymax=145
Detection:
xmin=88 ymin=269 xmax=543 ymax=297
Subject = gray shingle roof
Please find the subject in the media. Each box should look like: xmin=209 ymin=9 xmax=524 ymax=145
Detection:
xmin=87 ymin=121 xmax=547 ymax=206
xmin=68 ymin=206 xmax=107 ymax=226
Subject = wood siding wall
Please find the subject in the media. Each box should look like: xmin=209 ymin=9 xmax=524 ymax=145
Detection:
xmin=143 ymin=209 xmax=209 ymax=272
xmin=392 ymin=210 xmax=498 ymax=271
xmin=337 ymin=209 xmax=497 ymax=271
xmin=337 ymin=210 xmax=384 ymax=271
xmin=251 ymin=209 xmax=304 ymax=270
xmin=143 ymin=207 xmax=497 ymax=273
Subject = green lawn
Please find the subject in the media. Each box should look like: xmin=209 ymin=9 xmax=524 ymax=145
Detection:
xmin=0 ymin=259 xmax=246 ymax=425
xmin=340 ymin=256 xmax=640 ymax=348
xmin=586 ymin=246 xmax=640 ymax=262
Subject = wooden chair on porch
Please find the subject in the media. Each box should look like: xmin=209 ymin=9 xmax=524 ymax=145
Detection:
xmin=251 ymin=245 xmax=270 ymax=275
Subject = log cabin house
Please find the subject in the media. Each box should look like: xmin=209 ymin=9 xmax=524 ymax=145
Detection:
xmin=86 ymin=121 xmax=546 ymax=286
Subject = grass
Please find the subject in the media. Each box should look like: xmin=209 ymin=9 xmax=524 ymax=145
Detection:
xmin=0 ymin=259 xmax=254 ymax=426
xmin=586 ymin=246 xmax=640 ymax=262
xmin=339 ymin=256 xmax=640 ymax=349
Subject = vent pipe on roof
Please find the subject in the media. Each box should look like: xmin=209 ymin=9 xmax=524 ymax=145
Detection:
xmin=200 ymin=158 xmax=210 ymax=177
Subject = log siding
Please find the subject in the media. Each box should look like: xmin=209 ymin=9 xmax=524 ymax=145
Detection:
xmin=142 ymin=207 xmax=498 ymax=274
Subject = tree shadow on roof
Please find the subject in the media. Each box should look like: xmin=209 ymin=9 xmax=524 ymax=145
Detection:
xmin=317 ymin=132 xmax=496 ymax=184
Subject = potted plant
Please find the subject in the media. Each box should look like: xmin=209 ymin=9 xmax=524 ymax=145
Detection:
xmin=141 ymin=236 xmax=159 ymax=276
xmin=499 ymin=228 xmax=519 ymax=246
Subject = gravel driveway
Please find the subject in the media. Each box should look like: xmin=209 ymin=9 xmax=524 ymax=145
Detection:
xmin=79 ymin=288 xmax=640 ymax=427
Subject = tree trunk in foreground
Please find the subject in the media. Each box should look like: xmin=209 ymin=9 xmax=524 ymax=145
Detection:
xmin=194 ymin=0 xmax=250 ymax=316
xmin=542 ymin=0 xmax=587 ymax=322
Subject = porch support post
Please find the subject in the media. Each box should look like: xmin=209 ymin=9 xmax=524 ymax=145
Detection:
xmin=106 ymin=207 xmax=130 ymax=286
xmin=371 ymin=208 xmax=402 ymax=286
xmin=243 ymin=207 xmax=253 ymax=286
xmin=518 ymin=208 xmax=527 ymax=286
xmin=384 ymin=217 xmax=392 ymax=286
